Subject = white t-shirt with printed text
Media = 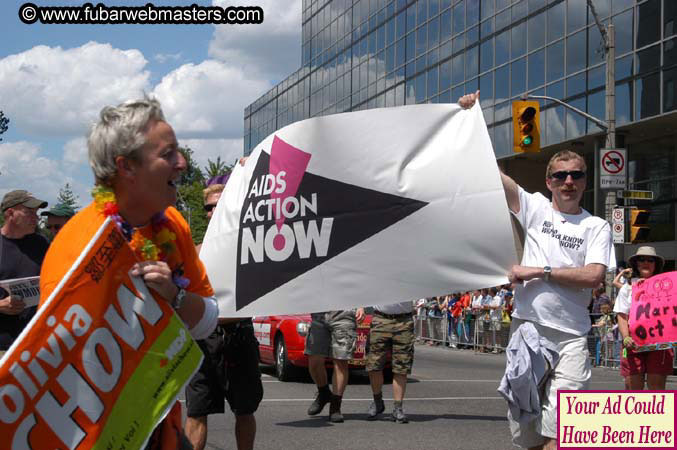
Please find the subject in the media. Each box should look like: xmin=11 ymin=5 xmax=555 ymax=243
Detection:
xmin=511 ymin=189 xmax=615 ymax=336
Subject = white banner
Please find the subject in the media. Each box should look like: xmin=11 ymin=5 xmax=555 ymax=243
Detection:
xmin=201 ymin=104 xmax=518 ymax=317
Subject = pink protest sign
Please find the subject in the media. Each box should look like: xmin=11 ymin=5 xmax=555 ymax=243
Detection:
xmin=629 ymin=271 xmax=677 ymax=352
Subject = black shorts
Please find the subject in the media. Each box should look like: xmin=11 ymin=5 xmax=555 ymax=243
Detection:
xmin=185 ymin=321 xmax=263 ymax=417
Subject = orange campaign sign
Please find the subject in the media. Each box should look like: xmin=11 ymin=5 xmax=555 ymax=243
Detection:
xmin=0 ymin=218 xmax=203 ymax=450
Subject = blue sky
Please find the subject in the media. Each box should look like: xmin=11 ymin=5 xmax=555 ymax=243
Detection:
xmin=0 ymin=0 xmax=301 ymax=207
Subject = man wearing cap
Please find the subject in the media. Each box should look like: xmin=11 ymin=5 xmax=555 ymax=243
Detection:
xmin=459 ymin=92 xmax=614 ymax=450
xmin=0 ymin=190 xmax=49 ymax=351
xmin=40 ymin=203 xmax=75 ymax=238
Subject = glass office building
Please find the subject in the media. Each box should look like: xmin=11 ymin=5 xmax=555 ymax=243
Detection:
xmin=244 ymin=0 xmax=677 ymax=265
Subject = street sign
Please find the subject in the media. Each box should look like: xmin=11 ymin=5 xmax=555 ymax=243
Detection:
xmin=612 ymin=208 xmax=624 ymax=224
xmin=612 ymin=222 xmax=625 ymax=244
xmin=617 ymin=190 xmax=654 ymax=200
xmin=600 ymin=148 xmax=626 ymax=189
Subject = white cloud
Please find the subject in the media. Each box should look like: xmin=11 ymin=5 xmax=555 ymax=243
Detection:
xmin=154 ymin=52 xmax=182 ymax=64
xmin=0 ymin=141 xmax=90 ymax=208
xmin=63 ymin=137 xmax=88 ymax=165
xmin=209 ymin=0 xmax=301 ymax=81
xmin=180 ymin=138 xmax=244 ymax=173
xmin=0 ymin=42 xmax=150 ymax=137
xmin=152 ymin=60 xmax=270 ymax=139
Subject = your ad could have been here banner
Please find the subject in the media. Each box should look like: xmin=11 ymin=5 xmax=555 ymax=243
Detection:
xmin=0 ymin=219 xmax=203 ymax=450
xmin=201 ymin=103 xmax=519 ymax=317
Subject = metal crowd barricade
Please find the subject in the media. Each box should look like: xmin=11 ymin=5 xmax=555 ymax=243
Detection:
xmin=415 ymin=313 xmax=512 ymax=353
xmin=415 ymin=310 xmax=677 ymax=370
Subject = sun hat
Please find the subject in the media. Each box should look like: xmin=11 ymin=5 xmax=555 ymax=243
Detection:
xmin=628 ymin=246 xmax=664 ymax=274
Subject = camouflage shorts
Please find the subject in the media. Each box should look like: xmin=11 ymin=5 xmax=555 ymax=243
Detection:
xmin=366 ymin=314 xmax=415 ymax=374
xmin=304 ymin=311 xmax=357 ymax=360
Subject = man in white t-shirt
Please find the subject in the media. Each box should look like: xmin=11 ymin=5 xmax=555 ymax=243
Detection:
xmin=460 ymin=92 xmax=614 ymax=450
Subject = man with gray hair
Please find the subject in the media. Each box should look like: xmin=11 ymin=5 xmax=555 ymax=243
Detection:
xmin=40 ymin=97 xmax=218 ymax=450
xmin=0 ymin=190 xmax=49 ymax=351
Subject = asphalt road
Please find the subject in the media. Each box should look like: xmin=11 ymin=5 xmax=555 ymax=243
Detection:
xmin=185 ymin=344 xmax=677 ymax=450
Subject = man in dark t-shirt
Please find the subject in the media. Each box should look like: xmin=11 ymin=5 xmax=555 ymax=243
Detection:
xmin=0 ymin=190 xmax=49 ymax=350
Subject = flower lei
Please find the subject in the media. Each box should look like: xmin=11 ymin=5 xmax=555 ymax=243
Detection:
xmin=92 ymin=185 xmax=189 ymax=289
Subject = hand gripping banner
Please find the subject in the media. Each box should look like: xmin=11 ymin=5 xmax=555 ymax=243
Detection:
xmin=201 ymin=103 xmax=519 ymax=317
xmin=0 ymin=218 xmax=203 ymax=449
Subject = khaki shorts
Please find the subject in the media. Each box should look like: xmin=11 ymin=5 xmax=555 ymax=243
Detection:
xmin=304 ymin=311 xmax=357 ymax=360
xmin=507 ymin=318 xmax=591 ymax=448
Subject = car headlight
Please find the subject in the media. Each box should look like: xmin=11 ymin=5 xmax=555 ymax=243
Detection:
xmin=296 ymin=322 xmax=310 ymax=336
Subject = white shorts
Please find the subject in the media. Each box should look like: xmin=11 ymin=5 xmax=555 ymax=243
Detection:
xmin=507 ymin=318 xmax=591 ymax=448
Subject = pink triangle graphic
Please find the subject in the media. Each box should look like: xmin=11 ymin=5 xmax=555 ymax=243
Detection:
xmin=269 ymin=135 xmax=312 ymax=249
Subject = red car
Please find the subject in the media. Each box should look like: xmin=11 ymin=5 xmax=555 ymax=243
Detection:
xmin=252 ymin=314 xmax=374 ymax=381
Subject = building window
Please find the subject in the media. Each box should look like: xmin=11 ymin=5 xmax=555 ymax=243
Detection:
xmin=480 ymin=71 xmax=493 ymax=106
xmin=547 ymin=1 xmax=565 ymax=44
xmin=496 ymin=64 xmax=509 ymax=103
xmin=496 ymin=30 xmax=510 ymax=66
xmin=566 ymin=30 xmax=586 ymax=75
xmin=567 ymin=0 xmax=587 ymax=33
xmin=546 ymin=39 xmax=564 ymax=82
xmin=511 ymin=21 xmax=527 ymax=59
xmin=528 ymin=49 xmax=545 ymax=90
xmin=635 ymin=72 xmax=661 ymax=119
xmin=666 ymin=0 xmax=677 ymax=38
xmin=511 ymin=57 xmax=526 ymax=97
xmin=528 ymin=11 xmax=546 ymax=52
xmin=663 ymin=67 xmax=677 ymax=112
xmin=636 ymin=0 xmax=661 ymax=49
xmin=566 ymin=72 xmax=586 ymax=97
xmin=480 ymin=37 xmax=494 ymax=73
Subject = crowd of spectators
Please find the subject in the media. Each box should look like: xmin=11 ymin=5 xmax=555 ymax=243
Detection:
xmin=413 ymin=271 xmax=642 ymax=367
xmin=415 ymin=284 xmax=514 ymax=352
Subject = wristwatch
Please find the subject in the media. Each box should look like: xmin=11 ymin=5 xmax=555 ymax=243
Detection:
xmin=171 ymin=288 xmax=186 ymax=310
xmin=543 ymin=266 xmax=552 ymax=281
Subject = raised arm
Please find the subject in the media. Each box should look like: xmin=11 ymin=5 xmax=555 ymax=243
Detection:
xmin=458 ymin=90 xmax=520 ymax=214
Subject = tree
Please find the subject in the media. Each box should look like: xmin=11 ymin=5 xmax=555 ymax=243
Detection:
xmin=176 ymin=147 xmax=208 ymax=244
xmin=0 ymin=111 xmax=8 ymax=142
xmin=178 ymin=146 xmax=205 ymax=186
xmin=57 ymin=183 xmax=80 ymax=210
xmin=204 ymin=156 xmax=235 ymax=180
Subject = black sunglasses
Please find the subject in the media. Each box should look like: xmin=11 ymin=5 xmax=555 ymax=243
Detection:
xmin=204 ymin=204 xmax=217 ymax=213
xmin=550 ymin=170 xmax=586 ymax=180
xmin=46 ymin=224 xmax=62 ymax=231
xmin=636 ymin=257 xmax=656 ymax=263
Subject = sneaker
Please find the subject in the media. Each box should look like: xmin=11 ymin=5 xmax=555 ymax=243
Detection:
xmin=367 ymin=398 xmax=385 ymax=420
xmin=392 ymin=406 xmax=408 ymax=423
xmin=329 ymin=395 xmax=344 ymax=423
xmin=329 ymin=409 xmax=344 ymax=423
xmin=307 ymin=389 xmax=332 ymax=416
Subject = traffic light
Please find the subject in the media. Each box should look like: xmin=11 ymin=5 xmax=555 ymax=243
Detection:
xmin=512 ymin=101 xmax=540 ymax=153
xmin=629 ymin=209 xmax=650 ymax=243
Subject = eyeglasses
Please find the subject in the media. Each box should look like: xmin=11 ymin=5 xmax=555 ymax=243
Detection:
xmin=46 ymin=224 xmax=62 ymax=231
xmin=550 ymin=170 xmax=586 ymax=180
xmin=204 ymin=204 xmax=217 ymax=213
xmin=636 ymin=257 xmax=656 ymax=263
